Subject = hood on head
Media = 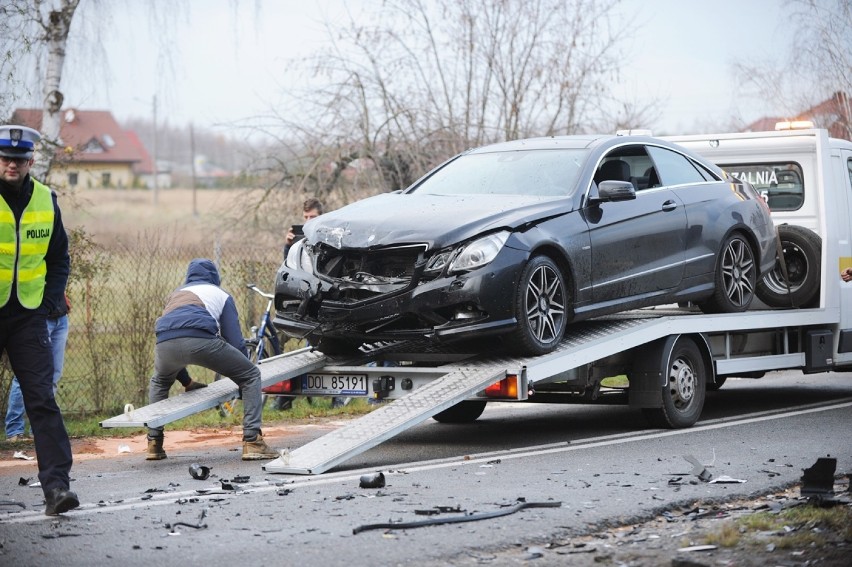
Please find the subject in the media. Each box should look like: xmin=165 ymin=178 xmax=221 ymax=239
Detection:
xmin=185 ymin=258 xmax=220 ymax=286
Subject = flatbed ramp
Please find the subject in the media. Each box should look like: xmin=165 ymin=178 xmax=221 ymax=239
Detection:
xmin=263 ymin=365 xmax=506 ymax=475
xmin=100 ymin=348 xmax=333 ymax=429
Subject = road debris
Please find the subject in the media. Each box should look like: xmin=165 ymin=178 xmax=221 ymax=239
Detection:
xmin=415 ymin=505 xmax=463 ymax=516
xmin=165 ymin=509 xmax=208 ymax=533
xmin=683 ymin=454 xmax=713 ymax=482
xmin=359 ymin=472 xmax=386 ymax=488
xmin=709 ymin=475 xmax=747 ymax=484
xmin=0 ymin=499 xmax=26 ymax=510
xmin=352 ymin=499 xmax=561 ymax=534
xmin=800 ymin=456 xmax=836 ymax=498
xmin=676 ymin=544 xmax=717 ymax=553
xmin=188 ymin=463 xmax=211 ymax=480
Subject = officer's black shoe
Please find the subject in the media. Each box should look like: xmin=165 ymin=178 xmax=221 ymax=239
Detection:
xmin=44 ymin=487 xmax=80 ymax=516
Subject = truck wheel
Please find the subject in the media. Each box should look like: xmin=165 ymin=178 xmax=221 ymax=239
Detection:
xmin=706 ymin=375 xmax=727 ymax=391
xmin=507 ymin=255 xmax=568 ymax=356
xmin=756 ymin=224 xmax=821 ymax=308
xmin=642 ymin=337 xmax=707 ymax=428
xmin=433 ymin=400 xmax=487 ymax=423
xmin=698 ymin=233 xmax=757 ymax=313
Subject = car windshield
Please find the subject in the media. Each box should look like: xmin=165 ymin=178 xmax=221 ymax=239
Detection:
xmin=410 ymin=148 xmax=588 ymax=197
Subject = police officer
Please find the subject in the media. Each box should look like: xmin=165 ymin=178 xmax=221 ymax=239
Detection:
xmin=0 ymin=124 xmax=78 ymax=516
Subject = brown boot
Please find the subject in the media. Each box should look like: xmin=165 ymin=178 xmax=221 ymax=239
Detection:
xmin=146 ymin=435 xmax=167 ymax=460
xmin=242 ymin=434 xmax=278 ymax=461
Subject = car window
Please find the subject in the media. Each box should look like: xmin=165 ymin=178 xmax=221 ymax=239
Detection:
xmin=720 ymin=162 xmax=804 ymax=211
xmin=410 ymin=149 xmax=588 ymax=197
xmin=646 ymin=146 xmax=712 ymax=186
xmin=594 ymin=144 xmax=656 ymax=190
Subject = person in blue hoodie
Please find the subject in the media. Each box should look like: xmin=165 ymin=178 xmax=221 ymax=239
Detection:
xmin=146 ymin=258 xmax=278 ymax=461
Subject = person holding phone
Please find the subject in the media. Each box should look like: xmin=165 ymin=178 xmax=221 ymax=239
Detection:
xmin=283 ymin=197 xmax=322 ymax=261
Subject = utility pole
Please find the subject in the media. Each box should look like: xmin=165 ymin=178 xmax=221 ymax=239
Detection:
xmin=152 ymin=95 xmax=159 ymax=205
xmin=190 ymin=122 xmax=198 ymax=217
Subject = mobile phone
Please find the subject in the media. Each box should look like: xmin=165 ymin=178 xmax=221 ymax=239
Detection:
xmin=292 ymin=224 xmax=304 ymax=236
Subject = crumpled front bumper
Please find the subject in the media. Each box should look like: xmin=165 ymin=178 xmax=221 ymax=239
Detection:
xmin=272 ymin=252 xmax=524 ymax=344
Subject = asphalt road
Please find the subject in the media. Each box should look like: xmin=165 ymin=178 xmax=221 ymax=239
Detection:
xmin=1 ymin=369 xmax=850 ymax=566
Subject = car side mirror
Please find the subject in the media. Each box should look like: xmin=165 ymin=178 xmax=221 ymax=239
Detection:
xmin=590 ymin=180 xmax=636 ymax=204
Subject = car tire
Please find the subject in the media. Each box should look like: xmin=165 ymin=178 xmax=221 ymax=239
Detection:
xmin=642 ymin=337 xmax=707 ymax=429
xmin=698 ymin=232 xmax=757 ymax=313
xmin=756 ymin=224 xmax=821 ymax=308
xmin=432 ymin=400 xmax=487 ymax=423
xmin=507 ymin=255 xmax=568 ymax=356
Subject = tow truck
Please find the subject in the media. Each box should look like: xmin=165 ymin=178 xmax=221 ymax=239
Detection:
xmin=102 ymin=127 xmax=852 ymax=475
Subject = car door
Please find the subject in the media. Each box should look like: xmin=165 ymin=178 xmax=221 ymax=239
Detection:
xmin=584 ymin=146 xmax=688 ymax=304
xmin=645 ymin=145 xmax=723 ymax=280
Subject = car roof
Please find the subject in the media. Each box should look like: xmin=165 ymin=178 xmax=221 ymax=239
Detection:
xmin=466 ymin=134 xmax=682 ymax=154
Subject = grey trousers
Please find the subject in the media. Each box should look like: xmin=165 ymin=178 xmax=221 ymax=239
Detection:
xmin=148 ymin=336 xmax=262 ymax=439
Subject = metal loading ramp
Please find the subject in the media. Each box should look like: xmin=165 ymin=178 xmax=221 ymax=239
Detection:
xmin=263 ymin=366 xmax=507 ymax=475
xmin=99 ymin=348 xmax=332 ymax=429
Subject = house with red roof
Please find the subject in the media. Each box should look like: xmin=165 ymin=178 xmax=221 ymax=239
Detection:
xmin=742 ymin=92 xmax=851 ymax=140
xmin=11 ymin=108 xmax=164 ymax=189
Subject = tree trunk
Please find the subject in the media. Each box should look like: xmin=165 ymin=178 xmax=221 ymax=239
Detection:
xmin=32 ymin=0 xmax=80 ymax=181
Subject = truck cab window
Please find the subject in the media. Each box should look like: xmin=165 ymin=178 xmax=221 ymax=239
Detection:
xmin=721 ymin=162 xmax=804 ymax=211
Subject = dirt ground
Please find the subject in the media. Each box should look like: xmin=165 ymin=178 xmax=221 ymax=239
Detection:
xmin=466 ymin=484 xmax=852 ymax=566
xmin=3 ymin=429 xmax=850 ymax=566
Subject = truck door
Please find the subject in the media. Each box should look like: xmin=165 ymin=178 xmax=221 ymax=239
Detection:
xmin=838 ymin=149 xmax=852 ymax=335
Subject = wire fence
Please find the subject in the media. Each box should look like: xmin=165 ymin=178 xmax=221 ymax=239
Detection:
xmin=0 ymin=239 xmax=292 ymax=419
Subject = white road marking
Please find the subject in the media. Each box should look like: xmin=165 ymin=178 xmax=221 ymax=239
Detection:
xmin=3 ymin=398 xmax=850 ymax=524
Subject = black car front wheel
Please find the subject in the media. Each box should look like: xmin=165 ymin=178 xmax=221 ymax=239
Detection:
xmin=698 ymin=232 xmax=756 ymax=313
xmin=507 ymin=255 xmax=568 ymax=356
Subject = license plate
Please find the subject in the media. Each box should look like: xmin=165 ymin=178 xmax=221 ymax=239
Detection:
xmin=301 ymin=373 xmax=368 ymax=396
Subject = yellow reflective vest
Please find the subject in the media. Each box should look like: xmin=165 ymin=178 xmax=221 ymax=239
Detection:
xmin=0 ymin=179 xmax=55 ymax=309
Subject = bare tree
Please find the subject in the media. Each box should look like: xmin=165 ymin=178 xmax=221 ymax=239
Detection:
xmin=0 ymin=0 xmax=80 ymax=179
xmin=264 ymin=0 xmax=637 ymax=200
xmin=733 ymin=0 xmax=851 ymax=138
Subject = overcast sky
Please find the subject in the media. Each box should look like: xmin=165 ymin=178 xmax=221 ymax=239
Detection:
xmin=52 ymin=0 xmax=788 ymax=138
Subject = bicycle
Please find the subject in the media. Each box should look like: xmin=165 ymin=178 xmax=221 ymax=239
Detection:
xmin=217 ymin=283 xmax=287 ymax=415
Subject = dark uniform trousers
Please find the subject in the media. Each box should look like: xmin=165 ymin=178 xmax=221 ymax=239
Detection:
xmin=0 ymin=309 xmax=73 ymax=491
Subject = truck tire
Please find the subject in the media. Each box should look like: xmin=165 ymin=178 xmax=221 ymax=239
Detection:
xmin=433 ymin=400 xmax=487 ymax=423
xmin=697 ymin=232 xmax=757 ymax=313
xmin=756 ymin=224 xmax=821 ymax=308
xmin=642 ymin=337 xmax=707 ymax=428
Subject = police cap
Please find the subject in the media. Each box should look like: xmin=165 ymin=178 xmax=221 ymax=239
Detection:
xmin=0 ymin=125 xmax=41 ymax=159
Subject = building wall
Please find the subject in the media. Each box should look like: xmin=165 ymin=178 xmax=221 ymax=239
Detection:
xmin=48 ymin=162 xmax=137 ymax=190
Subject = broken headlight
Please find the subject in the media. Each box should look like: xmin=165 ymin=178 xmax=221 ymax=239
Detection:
xmin=285 ymin=239 xmax=312 ymax=272
xmin=448 ymin=231 xmax=509 ymax=274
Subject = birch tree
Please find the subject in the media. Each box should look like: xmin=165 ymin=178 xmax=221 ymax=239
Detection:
xmin=1 ymin=0 xmax=80 ymax=179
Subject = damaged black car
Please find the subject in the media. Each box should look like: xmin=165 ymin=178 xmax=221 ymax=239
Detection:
xmin=273 ymin=134 xmax=777 ymax=356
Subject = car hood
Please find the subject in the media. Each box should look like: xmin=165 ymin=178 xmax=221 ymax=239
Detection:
xmin=306 ymin=193 xmax=572 ymax=250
